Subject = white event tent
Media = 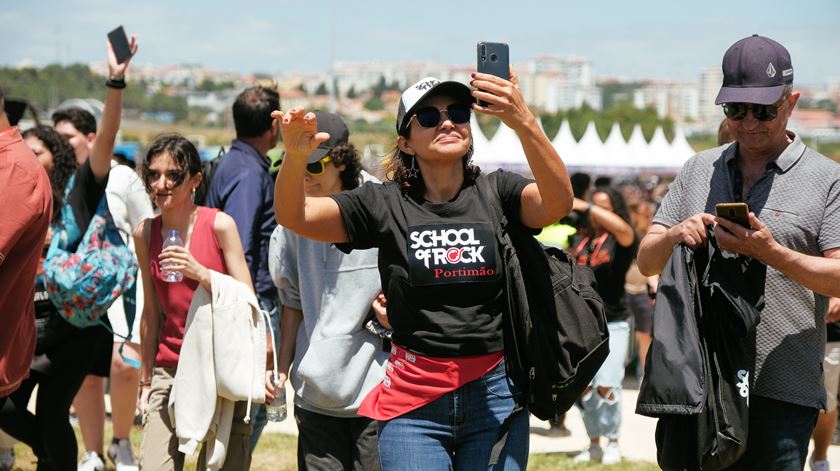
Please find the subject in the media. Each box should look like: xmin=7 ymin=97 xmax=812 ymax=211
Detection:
xmin=471 ymin=119 xmax=696 ymax=175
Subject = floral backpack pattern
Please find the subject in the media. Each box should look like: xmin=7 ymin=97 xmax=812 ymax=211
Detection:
xmin=43 ymin=174 xmax=138 ymax=330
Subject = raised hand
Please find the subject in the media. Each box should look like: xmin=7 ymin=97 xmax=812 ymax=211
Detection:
xmin=270 ymin=108 xmax=330 ymax=162
xmin=107 ymin=33 xmax=138 ymax=79
xmin=470 ymin=67 xmax=536 ymax=134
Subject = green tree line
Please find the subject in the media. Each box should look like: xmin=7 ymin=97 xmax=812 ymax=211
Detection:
xmin=0 ymin=63 xmax=189 ymax=121
xmin=474 ymin=102 xmax=674 ymax=143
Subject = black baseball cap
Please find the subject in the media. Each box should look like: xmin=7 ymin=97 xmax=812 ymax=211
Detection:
xmin=715 ymin=34 xmax=794 ymax=105
xmin=307 ymin=110 xmax=349 ymax=164
xmin=396 ymin=77 xmax=475 ymax=136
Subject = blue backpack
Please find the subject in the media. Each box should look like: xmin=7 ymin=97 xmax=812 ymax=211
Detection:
xmin=43 ymin=174 xmax=139 ymax=331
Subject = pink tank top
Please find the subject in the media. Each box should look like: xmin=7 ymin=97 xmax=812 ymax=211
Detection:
xmin=150 ymin=207 xmax=228 ymax=367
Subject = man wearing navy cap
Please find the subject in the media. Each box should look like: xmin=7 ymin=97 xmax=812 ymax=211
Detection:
xmin=638 ymin=35 xmax=840 ymax=469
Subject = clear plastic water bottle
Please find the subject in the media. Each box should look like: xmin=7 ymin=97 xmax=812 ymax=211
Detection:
xmin=266 ymin=375 xmax=287 ymax=422
xmin=161 ymin=230 xmax=184 ymax=283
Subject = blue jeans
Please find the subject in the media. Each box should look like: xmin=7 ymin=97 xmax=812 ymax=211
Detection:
xmin=578 ymin=320 xmax=630 ymax=440
xmin=249 ymin=294 xmax=281 ymax=451
xmin=723 ymin=395 xmax=818 ymax=470
xmin=377 ymin=360 xmax=529 ymax=471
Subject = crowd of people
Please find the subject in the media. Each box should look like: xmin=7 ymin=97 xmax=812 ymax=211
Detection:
xmin=1 ymin=31 xmax=839 ymax=471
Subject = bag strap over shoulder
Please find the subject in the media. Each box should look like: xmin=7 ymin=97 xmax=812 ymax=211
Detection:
xmin=474 ymin=172 xmax=506 ymax=232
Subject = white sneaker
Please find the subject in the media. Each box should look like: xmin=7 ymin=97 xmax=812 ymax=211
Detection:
xmin=573 ymin=444 xmax=603 ymax=463
xmin=810 ymin=456 xmax=830 ymax=471
xmin=602 ymin=440 xmax=622 ymax=465
xmin=107 ymin=439 xmax=139 ymax=471
xmin=0 ymin=448 xmax=14 ymax=471
xmin=78 ymin=451 xmax=105 ymax=471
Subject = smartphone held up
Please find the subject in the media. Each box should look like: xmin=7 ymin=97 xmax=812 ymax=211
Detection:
xmin=476 ymin=42 xmax=510 ymax=107
xmin=477 ymin=42 xmax=509 ymax=80
xmin=107 ymin=26 xmax=133 ymax=64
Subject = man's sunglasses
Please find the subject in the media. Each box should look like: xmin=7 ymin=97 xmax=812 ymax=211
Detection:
xmin=409 ymin=103 xmax=472 ymax=129
xmin=306 ymin=155 xmax=332 ymax=176
xmin=722 ymin=99 xmax=786 ymax=122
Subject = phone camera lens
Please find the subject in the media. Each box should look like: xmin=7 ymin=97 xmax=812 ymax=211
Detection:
xmin=490 ymin=53 xmax=498 ymax=62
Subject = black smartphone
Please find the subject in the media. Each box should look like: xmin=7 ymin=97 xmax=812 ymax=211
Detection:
xmin=476 ymin=42 xmax=509 ymax=106
xmin=107 ymin=26 xmax=132 ymax=64
xmin=715 ymin=202 xmax=750 ymax=227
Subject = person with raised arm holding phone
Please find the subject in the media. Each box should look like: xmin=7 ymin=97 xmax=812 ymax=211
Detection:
xmin=272 ymin=66 xmax=572 ymax=470
xmin=637 ymin=35 xmax=840 ymax=469
xmin=0 ymin=33 xmax=136 ymax=471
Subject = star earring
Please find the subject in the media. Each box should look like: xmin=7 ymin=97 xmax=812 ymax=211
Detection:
xmin=406 ymin=155 xmax=420 ymax=179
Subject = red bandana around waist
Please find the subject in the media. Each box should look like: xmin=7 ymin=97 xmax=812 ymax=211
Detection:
xmin=357 ymin=343 xmax=503 ymax=421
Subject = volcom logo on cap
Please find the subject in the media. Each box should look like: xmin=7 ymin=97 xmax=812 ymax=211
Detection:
xmin=415 ymin=79 xmax=440 ymax=91
xmin=766 ymin=63 xmax=776 ymax=78
xmin=782 ymin=68 xmax=793 ymax=77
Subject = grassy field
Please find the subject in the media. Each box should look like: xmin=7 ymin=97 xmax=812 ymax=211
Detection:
xmin=9 ymin=428 xmax=658 ymax=471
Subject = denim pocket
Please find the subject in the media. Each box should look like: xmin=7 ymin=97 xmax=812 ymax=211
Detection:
xmin=482 ymin=361 xmax=521 ymax=400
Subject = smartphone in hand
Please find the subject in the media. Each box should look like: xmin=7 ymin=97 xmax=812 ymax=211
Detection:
xmin=476 ymin=42 xmax=509 ymax=106
xmin=715 ymin=202 xmax=750 ymax=228
xmin=107 ymin=26 xmax=132 ymax=64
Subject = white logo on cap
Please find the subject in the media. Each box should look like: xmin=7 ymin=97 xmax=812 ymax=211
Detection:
xmin=782 ymin=68 xmax=793 ymax=77
xmin=415 ymin=79 xmax=440 ymax=91
xmin=766 ymin=63 xmax=776 ymax=78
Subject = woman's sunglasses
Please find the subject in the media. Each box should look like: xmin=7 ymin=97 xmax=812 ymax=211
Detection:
xmin=409 ymin=103 xmax=472 ymax=129
xmin=306 ymin=155 xmax=332 ymax=176
xmin=722 ymin=96 xmax=787 ymax=122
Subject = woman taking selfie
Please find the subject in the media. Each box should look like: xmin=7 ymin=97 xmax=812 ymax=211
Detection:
xmin=273 ymin=69 xmax=573 ymax=470
xmin=133 ymin=134 xmax=256 ymax=471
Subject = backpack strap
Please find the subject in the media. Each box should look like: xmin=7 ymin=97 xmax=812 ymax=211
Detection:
xmin=488 ymin=403 xmax=525 ymax=466
xmin=475 ymin=171 xmax=507 ymax=233
xmin=475 ymin=173 xmax=531 ymax=466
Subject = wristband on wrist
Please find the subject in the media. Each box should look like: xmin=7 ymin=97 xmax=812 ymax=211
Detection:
xmin=138 ymin=379 xmax=151 ymax=388
xmin=106 ymin=77 xmax=127 ymax=89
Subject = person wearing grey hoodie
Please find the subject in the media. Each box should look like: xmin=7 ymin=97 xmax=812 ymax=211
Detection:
xmin=268 ymin=111 xmax=387 ymax=471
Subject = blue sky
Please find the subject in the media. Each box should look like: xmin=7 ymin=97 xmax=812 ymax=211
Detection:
xmin=3 ymin=0 xmax=839 ymax=84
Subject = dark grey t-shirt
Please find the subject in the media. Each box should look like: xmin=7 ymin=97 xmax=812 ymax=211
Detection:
xmin=653 ymin=132 xmax=840 ymax=410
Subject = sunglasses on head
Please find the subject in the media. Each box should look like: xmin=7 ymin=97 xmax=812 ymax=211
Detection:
xmin=409 ymin=103 xmax=472 ymax=129
xmin=722 ymin=96 xmax=787 ymax=122
xmin=306 ymin=155 xmax=332 ymax=176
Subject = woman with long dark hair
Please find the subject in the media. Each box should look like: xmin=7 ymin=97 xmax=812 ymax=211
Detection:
xmin=569 ymin=185 xmax=636 ymax=465
xmin=273 ymin=71 xmax=573 ymax=470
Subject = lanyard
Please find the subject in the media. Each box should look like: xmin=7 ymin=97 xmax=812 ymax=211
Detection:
xmin=573 ymin=232 xmax=609 ymax=267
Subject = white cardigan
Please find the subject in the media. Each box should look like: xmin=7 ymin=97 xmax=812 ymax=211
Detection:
xmin=168 ymin=270 xmax=268 ymax=470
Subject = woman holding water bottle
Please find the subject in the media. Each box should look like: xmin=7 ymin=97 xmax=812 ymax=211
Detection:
xmin=133 ymin=134 xmax=261 ymax=470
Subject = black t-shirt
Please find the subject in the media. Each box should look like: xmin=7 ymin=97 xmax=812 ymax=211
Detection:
xmin=571 ymin=231 xmax=636 ymax=322
xmin=331 ymin=170 xmax=530 ymax=357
